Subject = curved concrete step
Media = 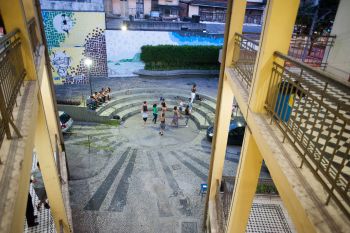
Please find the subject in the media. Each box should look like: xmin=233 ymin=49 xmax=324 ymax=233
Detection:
xmin=116 ymin=105 xmax=212 ymax=129
xmin=96 ymin=88 xmax=216 ymax=114
xmin=99 ymin=98 xmax=214 ymax=118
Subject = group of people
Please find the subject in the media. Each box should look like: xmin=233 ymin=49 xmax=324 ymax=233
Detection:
xmin=87 ymin=87 xmax=111 ymax=110
xmin=141 ymin=84 xmax=199 ymax=136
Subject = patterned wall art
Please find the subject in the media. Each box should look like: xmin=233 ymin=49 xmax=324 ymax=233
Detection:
xmin=105 ymin=30 xmax=224 ymax=77
xmin=42 ymin=11 xmax=107 ymax=85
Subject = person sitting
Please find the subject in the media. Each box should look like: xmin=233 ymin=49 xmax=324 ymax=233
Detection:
xmin=92 ymin=92 xmax=102 ymax=106
xmin=104 ymin=87 xmax=111 ymax=101
xmin=86 ymin=96 xmax=97 ymax=110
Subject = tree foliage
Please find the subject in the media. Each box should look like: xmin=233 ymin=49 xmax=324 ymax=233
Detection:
xmin=296 ymin=0 xmax=340 ymax=35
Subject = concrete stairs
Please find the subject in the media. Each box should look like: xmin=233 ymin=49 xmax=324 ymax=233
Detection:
xmin=96 ymin=88 xmax=217 ymax=129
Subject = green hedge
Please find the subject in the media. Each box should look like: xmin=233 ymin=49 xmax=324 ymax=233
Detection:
xmin=140 ymin=45 xmax=221 ymax=70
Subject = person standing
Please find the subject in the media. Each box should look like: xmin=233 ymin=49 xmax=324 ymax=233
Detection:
xmin=31 ymin=162 xmax=50 ymax=211
xmin=187 ymin=97 xmax=193 ymax=113
xmin=159 ymin=112 xmax=166 ymax=136
xmin=161 ymin=102 xmax=167 ymax=114
xmin=190 ymin=84 xmax=197 ymax=103
xmin=184 ymin=105 xmax=191 ymax=127
xmin=152 ymin=104 xmax=158 ymax=124
xmin=141 ymin=101 xmax=148 ymax=126
xmin=26 ymin=193 xmax=39 ymax=227
xmin=171 ymin=106 xmax=180 ymax=127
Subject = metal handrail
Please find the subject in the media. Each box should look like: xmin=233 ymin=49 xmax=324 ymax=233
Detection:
xmin=265 ymin=52 xmax=350 ymax=218
xmin=0 ymin=29 xmax=26 ymax=147
xmin=232 ymin=33 xmax=259 ymax=90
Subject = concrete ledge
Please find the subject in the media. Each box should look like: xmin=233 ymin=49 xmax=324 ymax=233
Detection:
xmin=134 ymin=69 xmax=220 ymax=76
xmin=57 ymin=105 xmax=111 ymax=123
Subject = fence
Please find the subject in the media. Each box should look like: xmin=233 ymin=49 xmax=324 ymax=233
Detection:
xmin=0 ymin=29 xmax=26 ymax=147
xmin=265 ymin=52 xmax=350 ymax=218
xmin=232 ymin=33 xmax=259 ymax=90
xmin=288 ymin=34 xmax=336 ymax=69
xmin=220 ymin=176 xmax=277 ymax=226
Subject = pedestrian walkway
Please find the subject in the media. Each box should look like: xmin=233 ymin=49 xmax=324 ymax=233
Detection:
xmin=24 ymin=155 xmax=55 ymax=233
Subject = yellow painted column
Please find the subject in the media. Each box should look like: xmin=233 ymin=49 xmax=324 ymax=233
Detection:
xmin=208 ymin=76 xmax=234 ymax=199
xmin=21 ymin=0 xmax=35 ymax=21
xmin=0 ymin=0 xmax=37 ymax=81
xmin=249 ymin=0 xmax=300 ymax=112
xmin=204 ymin=0 xmax=247 ymax=225
xmin=225 ymin=0 xmax=247 ymax=65
xmin=226 ymin=130 xmax=263 ymax=233
xmin=34 ymin=98 xmax=71 ymax=233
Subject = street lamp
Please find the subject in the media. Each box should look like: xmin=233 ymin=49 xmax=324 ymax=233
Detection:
xmin=84 ymin=58 xmax=93 ymax=95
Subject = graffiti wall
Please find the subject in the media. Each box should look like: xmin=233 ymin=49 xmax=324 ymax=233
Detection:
xmin=42 ymin=11 xmax=107 ymax=84
xmin=105 ymin=30 xmax=224 ymax=77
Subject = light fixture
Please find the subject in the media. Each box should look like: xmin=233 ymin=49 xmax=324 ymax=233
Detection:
xmin=121 ymin=25 xmax=127 ymax=31
xmin=84 ymin=58 xmax=93 ymax=67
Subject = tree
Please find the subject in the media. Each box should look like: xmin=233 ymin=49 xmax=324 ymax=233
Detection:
xmin=296 ymin=0 xmax=340 ymax=35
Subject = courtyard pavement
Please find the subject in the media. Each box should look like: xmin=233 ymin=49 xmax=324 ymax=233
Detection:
xmin=65 ymin=114 xmax=245 ymax=233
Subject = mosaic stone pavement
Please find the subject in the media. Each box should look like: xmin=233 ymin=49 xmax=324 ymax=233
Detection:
xmin=24 ymin=155 xmax=56 ymax=233
xmin=64 ymin=116 xmax=293 ymax=233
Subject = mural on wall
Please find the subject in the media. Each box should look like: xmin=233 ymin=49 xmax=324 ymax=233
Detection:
xmin=42 ymin=11 xmax=107 ymax=84
xmin=105 ymin=30 xmax=224 ymax=77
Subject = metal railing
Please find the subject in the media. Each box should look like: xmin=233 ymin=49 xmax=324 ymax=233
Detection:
xmin=0 ymin=29 xmax=26 ymax=147
xmin=232 ymin=33 xmax=259 ymax=90
xmin=265 ymin=52 xmax=350 ymax=218
xmin=289 ymin=34 xmax=336 ymax=69
xmin=27 ymin=17 xmax=40 ymax=56
xmin=220 ymin=176 xmax=277 ymax=225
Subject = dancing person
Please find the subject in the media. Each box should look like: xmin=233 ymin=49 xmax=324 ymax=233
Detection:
xmin=141 ymin=101 xmax=148 ymax=125
xmin=152 ymin=103 xmax=158 ymax=124
xmin=184 ymin=105 xmax=191 ymax=127
xmin=159 ymin=112 xmax=166 ymax=136
xmin=190 ymin=84 xmax=196 ymax=103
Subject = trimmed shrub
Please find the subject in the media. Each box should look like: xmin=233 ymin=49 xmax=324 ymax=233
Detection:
xmin=140 ymin=45 xmax=221 ymax=70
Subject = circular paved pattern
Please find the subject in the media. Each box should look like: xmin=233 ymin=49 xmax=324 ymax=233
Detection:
xmin=120 ymin=114 xmax=200 ymax=148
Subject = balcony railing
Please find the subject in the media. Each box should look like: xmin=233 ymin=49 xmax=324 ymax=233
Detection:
xmin=27 ymin=17 xmax=39 ymax=56
xmin=289 ymin=34 xmax=336 ymax=69
xmin=220 ymin=176 xmax=278 ymax=226
xmin=265 ymin=52 xmax=350 ymax=218
xmin=0 ymin=30 xmax=26 ymax=147
xmin=232 ymin=33 xmax=258 ymax=90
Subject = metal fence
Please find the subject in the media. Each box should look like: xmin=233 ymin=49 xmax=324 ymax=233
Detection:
xmin=232 ymin=33 xmax=259 ymax=90
xmin=265 ymin=52 xmax=350 ymax=218
xmin=221 ymin=176 xmax=277 ymax=226
xmin=288 ymin=34 xmax=336 ymax=69
xmin=0 ymin=29 xmax=26 ymax=147
xmin=27 ymin=17 xmax=40 ymax=56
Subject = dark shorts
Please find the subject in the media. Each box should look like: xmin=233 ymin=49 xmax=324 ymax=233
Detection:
xmin=160 ymin=122 xmax=165 ymax=129
xmin=143 ymin=117 xmax=147 ymax=122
